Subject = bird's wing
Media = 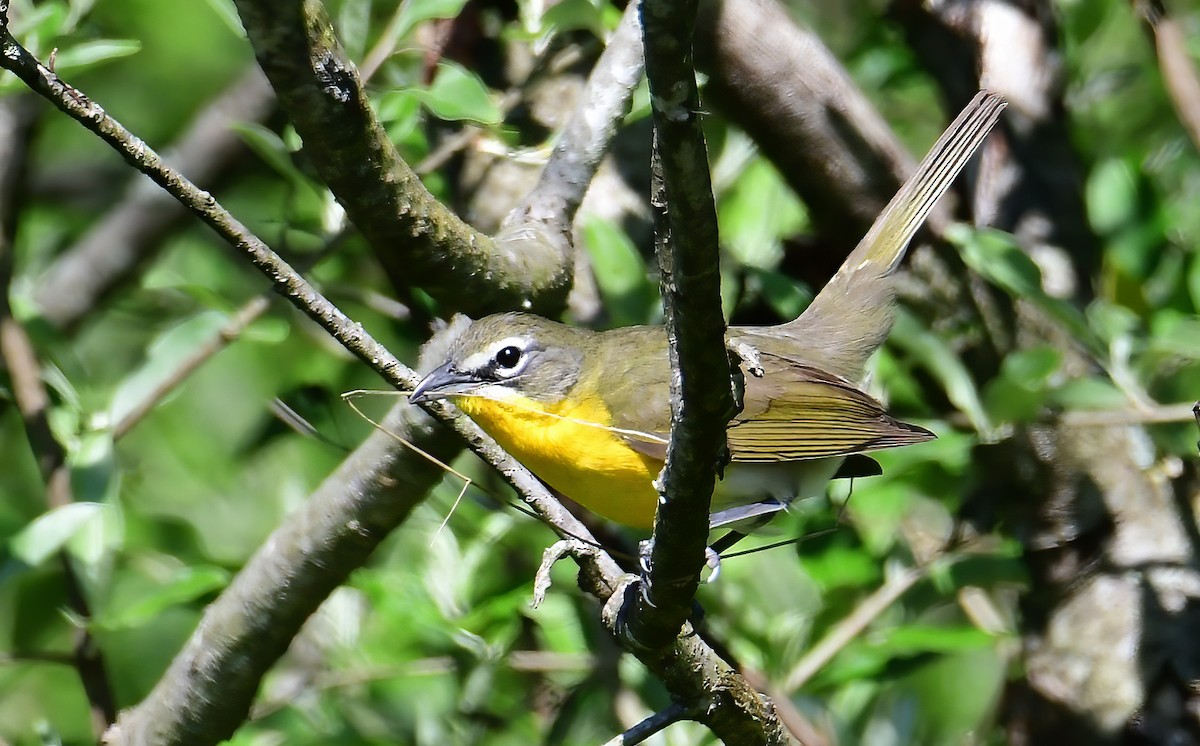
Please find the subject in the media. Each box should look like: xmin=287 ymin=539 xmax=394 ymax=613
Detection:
xmin=726 ymin=356 xmax=934 ymax=462
xmin=609 ymin=344 xmax=932 ymax=463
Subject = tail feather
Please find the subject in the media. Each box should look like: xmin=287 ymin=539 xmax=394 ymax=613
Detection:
xmin=781 ymin=90 xmax=1007 ymax=381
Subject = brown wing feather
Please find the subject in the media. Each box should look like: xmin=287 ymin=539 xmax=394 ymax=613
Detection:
xmin=614 ymin=346 xmax=932 ymax=463
xmin=728 ymin=354 xmax=933 ymax=462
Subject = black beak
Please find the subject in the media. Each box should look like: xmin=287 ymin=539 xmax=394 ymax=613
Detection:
xmin=409 ymin=361 xmax=479 ymax=404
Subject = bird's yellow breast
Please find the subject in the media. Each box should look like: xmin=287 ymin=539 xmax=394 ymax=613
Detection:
xmin=452 ymin=390 xmax=662 ymax=529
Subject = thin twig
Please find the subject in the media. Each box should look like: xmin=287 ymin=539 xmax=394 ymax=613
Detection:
xmin=1059 ymin=401 xmax=1197 ymax=427
xmin=1137 ymin=0 xmax=1200 ymax=155
xmin=603 ymin=701 xmax=695 ymax=745
xmin=111 ymin=232 xmax=347 ymax=440
xmin=782 ymin=562 xmax=926 ymax=692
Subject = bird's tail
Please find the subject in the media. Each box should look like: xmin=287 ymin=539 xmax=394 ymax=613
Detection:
xmin=779 ymin=90 xmax=1007 ymax=381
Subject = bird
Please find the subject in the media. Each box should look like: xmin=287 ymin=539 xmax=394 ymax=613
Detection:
xmin=410 ymin=91 xmax=1006 ymax=531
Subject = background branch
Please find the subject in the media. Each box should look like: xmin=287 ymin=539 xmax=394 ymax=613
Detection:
xmin=231 ymin=0 xmax=572 ymax=316
xmin=694 ymin=0 xmax=919 ymax=251
xmin=1137 ymin=0 xmax=1200 ymax=155
xmin=508 ymin=1 xmax=644 ymax=241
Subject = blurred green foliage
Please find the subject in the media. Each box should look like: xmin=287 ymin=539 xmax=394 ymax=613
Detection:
xmin=1 ymin=0 xmax=1199 ymax=743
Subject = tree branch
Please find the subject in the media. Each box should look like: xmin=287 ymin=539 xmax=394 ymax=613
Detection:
xmin=614 ymin=0 xmax=783 ymax=742
xmin=509 ymin=1 xmax=644 ymax=240
xmin=1137 ymin=0 xmax=1200 ymax=156
xmin=622 ymin=0 xmax=730 ymax=650
xmin=694 ymin=0 xmax=920 ymax=250
xmin=603 ymin=701 xmax=695 ymax=745
xmin=230 ymin=0 xmax=572 ymax=316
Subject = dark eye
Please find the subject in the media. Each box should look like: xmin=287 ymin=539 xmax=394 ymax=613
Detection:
xmin=495 ymin=345 xmax=522 ymax=369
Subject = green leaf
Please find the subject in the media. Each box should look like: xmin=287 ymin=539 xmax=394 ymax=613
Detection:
xmin=231 ymin=123 xmax=308 ymax=185
xmin=9 ymin=503 xmax=105 ymax=566
xmin=754 ymin=270 xmax=812 ymax=321
xmin=1086 ymin=299 xmax=1141 ymax=344
xmin=95 ymin=565 xmax=230 ymax=630
xmin=1187 ymin=253 xmax=1200 ymax=312
xmin=891 ymin=309 xmax=993 ymax=436
xmin=70 ymin=429 xmax=118 ymax=505
xmin=873 ymin=625 xmax=996 ymax=656
xmin=10 ymin=2 xmax=67 ymax=44
xmin=800 ymin=538 xmax=881 ymax=590
xmin=581 ymin=215 xmax=656 ymax=325
xmin=717 ymin=158 xmax=806 ymax=269
xmin=407 ymin=62 xmax=502 ymax=124
xmin=394 ymin=0 xmax=472 ymax=41
xmin=1050 ymin=376 xmax=1127 ymax=411
xmin=983 ymin=346 xmax=1062 ymax=423
xmin=338 ymin=0 xmax=371 ymax=61
xmin=110 ymin=311 xmax=231 ymax=426
xmin=952 ymin=226 xmax=1102 ymax=358
xmin=50 ymin=40 xmax=142 ymax=73
xmin=1086 ymin=158 xmax=1137 ymax=234
xmin=1148 ymin=310 xmax=1200 ymax=359
xmin=538 ymin=0 xmax=608 ymax=39
xmin=199 ymin=0 xmax=245 ymax=37
xmin=65 ymin=0 xmax=98 ymax=29
xmin=242 ymin=315 xmax=291 ymax=344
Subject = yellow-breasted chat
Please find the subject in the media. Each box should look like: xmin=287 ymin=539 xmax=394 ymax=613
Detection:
xmin=410 ymin=91 xmax=1006 ymax=530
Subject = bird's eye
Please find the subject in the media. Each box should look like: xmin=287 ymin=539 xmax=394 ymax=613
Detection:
xmin=495 ymin=345 xmax=522 ymax=369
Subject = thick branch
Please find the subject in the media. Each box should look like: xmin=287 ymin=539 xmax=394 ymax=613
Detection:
xmin=694 ymin=0 xmax=919 ymax=250
xmin=231 ymin=0 xmax=571 ymax=316
xmin=619 ymin=0 xmax=780 ymax=742
xmin=106 ymin=404 xmax=459 ymax=743
xmin=624 ymin=0 xmax=729 ymax=650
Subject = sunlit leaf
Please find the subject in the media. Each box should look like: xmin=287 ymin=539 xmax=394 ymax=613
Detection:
xmin=407 ymin=62 xmax=502 ymax=124
xmin=1086 ymin=158 xmax=1137 ymax=234
xmin=983 ymin=346 xmax=1062 ymax=423
xmin=538 ymin=0 xmax=608 ymax=39
xmin=872 ymin=625 xmax=996 ymax=655
xmin=95 ymin=565 xmax=230 ymax=630
xmin=50 ymin=40 xmax=142 ymax=72
xmin=952 ymin=226 xmax=1100 ymax=358
xmin=9 ymin=503 xmax=105 ymax=566
xmin=199 ymin=0 xmax=244 ymax=37
xmin=395 ymin=0 xmax=472 ymax=41
xmin=581 ymin=214 xmax=656 ymax=325
xmin=110 ymin=311 xmax=231 ymax=426
xmin=891 ymin=309 xmax=992 ymax=436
